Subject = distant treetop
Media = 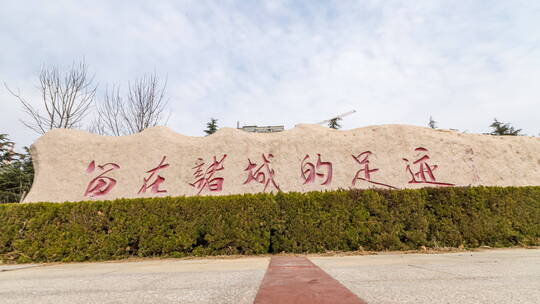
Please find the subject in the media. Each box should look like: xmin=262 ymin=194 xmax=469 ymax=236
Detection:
xmin=489 ymin=118 xmax=522 ymax=136
xmin=204 ymin=118 xmax=219 ymax=135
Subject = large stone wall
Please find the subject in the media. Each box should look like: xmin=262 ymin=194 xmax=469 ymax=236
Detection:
xmin=24 ymin=124 xmax=540 ymax=203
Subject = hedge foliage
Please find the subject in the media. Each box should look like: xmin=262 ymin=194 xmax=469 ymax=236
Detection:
xmin=1 ymin=187 xmax=539 ymax=263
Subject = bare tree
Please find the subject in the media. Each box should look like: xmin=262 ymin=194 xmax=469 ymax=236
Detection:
xmin=124 ymin=73 xmax=168 ymax=134
xmin=6 ymin=61 xmax=97 ymax=134
xmin=92 ymin=73 xmax=169 ymax=136
xmin=91 ymin=85 xmax=125 ymax=136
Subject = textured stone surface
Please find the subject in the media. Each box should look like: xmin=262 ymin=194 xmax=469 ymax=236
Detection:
xmin=24 ymin=124 xmax=540 ymax=203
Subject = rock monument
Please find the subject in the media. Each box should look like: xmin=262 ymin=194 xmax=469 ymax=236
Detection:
xmin=23 ymin=124 xmax=540 ymax=203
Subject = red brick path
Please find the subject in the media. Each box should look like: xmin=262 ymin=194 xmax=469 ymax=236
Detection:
xmin=253 ymin=256 xmax=367 ymax=304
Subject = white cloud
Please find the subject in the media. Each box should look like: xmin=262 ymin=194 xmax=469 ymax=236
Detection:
xmin=1 ymin=0 xmax=540 ymax=150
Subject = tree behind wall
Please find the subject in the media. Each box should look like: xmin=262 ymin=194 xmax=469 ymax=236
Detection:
xmin=92 ymin=73 xmax=169 ymax=136
xmin=6 ymin=61 xmax=97 ymax=134
xmin=489 ymin=118 xmax=522 ymax=136
xmin=0 ymin=134 xmax=15 ymax=163
xmin=124 ymin=73 xmax=169 ymax=134
xmin=0 ymin=134 xmax=34 ymax=203
xmin=204 ymin=118 xmax=219 ymax=135
xmin=91 ymin=85 xmax=125 ymax=136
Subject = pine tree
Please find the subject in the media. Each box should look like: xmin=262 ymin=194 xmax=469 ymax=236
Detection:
xmin=489 ymin=118 xmax=522 ymax=136
xmin=204 ymin=118 xmax=219 ymax=135
xmin=0 ymin=134 xmax=16 ymax=163
xmin=0 ymin=134 xmax=34 ymax=203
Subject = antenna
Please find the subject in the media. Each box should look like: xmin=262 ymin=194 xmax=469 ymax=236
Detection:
xmin=316 ymin=110 xmax=356 ymax=125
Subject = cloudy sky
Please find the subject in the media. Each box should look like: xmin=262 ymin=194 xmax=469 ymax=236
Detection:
xmin=1 ymin=0 xmax=539 ymax=148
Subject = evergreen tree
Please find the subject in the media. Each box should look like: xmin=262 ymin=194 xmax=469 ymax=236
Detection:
xmin=0 ymin=134 xmax=15 ymax=163
xmin=489 ymin=118 xmax=522 ymax=136
xmin=328 ymin=117 xmax=342 ymax=129
xmin=0 ymin=135 xmax=34 ymax=203
xmin=204 ymin=118 xmax=219 ymax=135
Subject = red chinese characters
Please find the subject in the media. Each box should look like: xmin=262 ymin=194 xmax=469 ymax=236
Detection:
xmin=301 ymin=153 xmax=332 ymax=185
xmin=82 ymin=147 xmax=461 ymax=199
xmin=352 ymin=151 xmax=396 ymax=189
xmin=403 ymin=147 xmax=454 ymax=186
xmin=244 ymin=153 xmax=280 ymax=192
xmin=138 ymin=156 xmax=170 ymax=194
xmin=84 ymin=161 xmax=120 ymax=197
xmin=189 ymin=155 xmax=227 ymax=194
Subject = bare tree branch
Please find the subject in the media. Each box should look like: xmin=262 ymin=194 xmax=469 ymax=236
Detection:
xmin=5 ymin=61 xmax=97 ymax=134
xmin=91 ymin=72 xmax=169 ymax=136
xmin=124 ymin=73 xmax=169 ymax=134
xmin=91 ymin=85 xmax=126 ymax=136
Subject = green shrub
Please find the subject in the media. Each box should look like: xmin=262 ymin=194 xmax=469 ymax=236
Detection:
xmin=0 ymin=187 xmax=538 ymax=263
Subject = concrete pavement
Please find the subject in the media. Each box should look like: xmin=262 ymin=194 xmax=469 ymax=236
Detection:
xmin=0 ymin=257 xmax=269 ymax=304
xmin=311 ymin=248 xmax=540 ymax=304
xmin=1 ymin=248 xmax=539 ymax=303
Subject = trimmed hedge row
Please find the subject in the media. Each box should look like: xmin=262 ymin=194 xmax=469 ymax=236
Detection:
xmin=1 ymin=187 xmax=539 ymax=263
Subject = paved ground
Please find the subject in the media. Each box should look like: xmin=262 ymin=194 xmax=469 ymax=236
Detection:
xmin=0 ymin=258 xmax=268 ymax=304
xmin=311 ymin=248 xmax=540 ymax=304
xmin=1 ymin=248 xmax=539 ymax=303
